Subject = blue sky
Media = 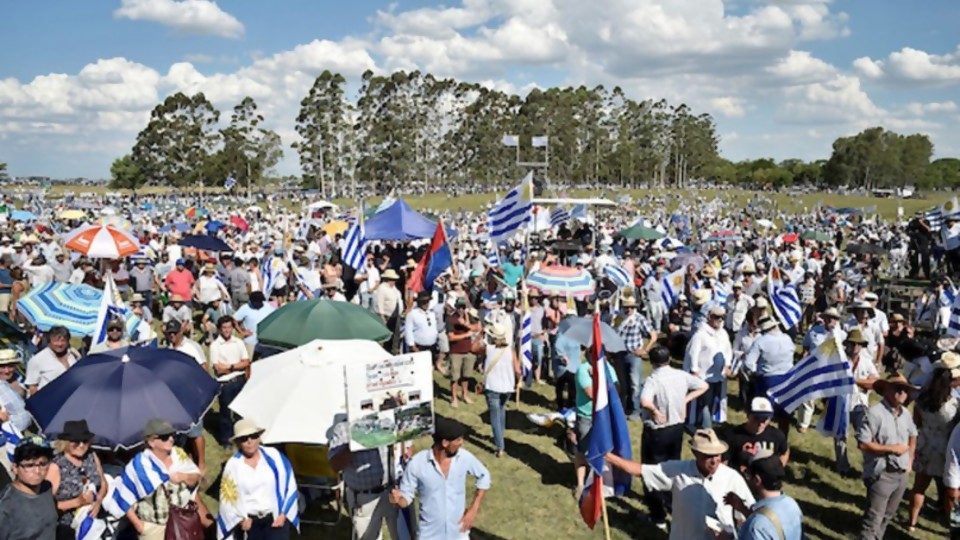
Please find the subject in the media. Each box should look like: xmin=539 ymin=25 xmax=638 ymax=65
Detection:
xmin=2 ymin=0 xmax=959 ymax=179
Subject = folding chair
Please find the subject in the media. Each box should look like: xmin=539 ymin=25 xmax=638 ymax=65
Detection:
xmin=285 ymin=444 xmax=343 ymax=526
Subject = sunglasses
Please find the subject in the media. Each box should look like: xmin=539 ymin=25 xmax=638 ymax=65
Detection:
xmin=17 ymin=460 xmax=50 ymax=471
xmin=153 ymin=433 xmax=174 ymax=442
xmin=69 ymin=439 xmax=92 ymax=446
xmin=234 ymin=433 xmax=260 ymax=444
xmin=108 ymin=327 xmax=122 ymax=332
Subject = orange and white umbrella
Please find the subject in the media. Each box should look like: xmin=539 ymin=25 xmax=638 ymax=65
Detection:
xmin=62 ymin=224 xmax=140 ymax=259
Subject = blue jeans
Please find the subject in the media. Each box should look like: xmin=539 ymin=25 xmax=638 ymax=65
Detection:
xmin=623 ymin=353 xmax=643 ymax=416
xmin=218 ymin=378 xmax=246 ymax=443
xmin=524 ymin=338 xmax=545 ymax=386
xmin=485 ymin=390 xmax=509 ymax=451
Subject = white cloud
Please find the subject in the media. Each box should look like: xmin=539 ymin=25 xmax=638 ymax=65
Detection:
xmin=710 ymin=97 xmax=746 ymax=117
xmin=853 ymin=46 xmax=960 ymax=85
xmin=114 ymin=0 xmax=244 ymax=39
xmin=904 ymin=101 xmax=958 ymax=116
xmin=767 ymin=50 xmax=837 ymax=82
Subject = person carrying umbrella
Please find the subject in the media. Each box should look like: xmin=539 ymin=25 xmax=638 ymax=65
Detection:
xmin=217 ymin=419 xmax=299 ymax=540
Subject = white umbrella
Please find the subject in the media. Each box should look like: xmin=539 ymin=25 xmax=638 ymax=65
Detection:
xmin=756 ymin=219 xmax=776 ymax=229
xmin=61 ymin=224 xmax=140 ymax=259
xmin=229 ymin=339 xmax=390 ymax=445
xmin=307 ymin=200 xmax=338 ymax=211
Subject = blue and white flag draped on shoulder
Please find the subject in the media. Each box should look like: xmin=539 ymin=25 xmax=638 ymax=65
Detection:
xmin=948 ymin=293 xmax=960 ymax=337
xmin=217 ymin=446 xmax=300 ymax=539
xmin=104 ymin=447 xmax=200 ymax=518
xmin=488 ymin=172 xmax=533 ymax=244
xmin=342 ymin=202 xmax=368 ymax=271
xmin=767 ymin=265 xmax=802 ymax=330
xmin=768 ymin=336 xmax=854 ymax=415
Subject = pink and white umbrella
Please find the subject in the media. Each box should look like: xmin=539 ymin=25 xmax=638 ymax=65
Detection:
xmin=62 ymin=224 xmax=140 ymax=259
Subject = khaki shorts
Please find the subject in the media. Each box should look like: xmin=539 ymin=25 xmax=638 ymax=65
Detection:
xmin=0 ymin=294 xmax=9 ymax=314
xmin=449 ymin=353 xmax=475 ymax=381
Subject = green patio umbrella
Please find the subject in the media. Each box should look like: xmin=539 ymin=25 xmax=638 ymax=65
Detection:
xmin=801 ymin=230 xmax=831 ymax=242
xmin=257 ymin=298 xmax=391 ymax=348
xmin=618 ymin=223 xmax=665 ymax=240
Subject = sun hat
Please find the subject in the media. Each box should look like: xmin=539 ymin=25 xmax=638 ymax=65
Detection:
xmin=700 ymin=265 xmax=717 ymax=278
xmin=759 ymin=317 xmax=778 ymax=333
xmin=689 ymin=428 xmax=729 ymax=455
xmin=872 ymin=372 xmax=919 ymax=394
xmin=382 ymin=269 xmax=400 ymax=281
xmin=708 ymin=305 xmax=726 ymax=317
xmin=130 ymin=293 xmax=145 ymax=303
xmin=57 ymin=420 xmax=95 ymax=442
xmin=850 ymin=300 xmax=875 ymax=318
xmin=692 ymin=289 xmax=712 ymax=306
xmin=485 ymin=323 xmax=509 ymax=341
xmin=622 ymin=296 xmax=638 ymax=308
xmin=864 ymin=292 xmax=879 ymax=302
xmin=821 ymin=307 xmax=841 ymax=320
xmin=468 ymin=308 xmax=480 ymax=320
xmin=143 ymin=418 xmax=176 ymax=438
xmin=732 ymin=281 xmax=743 ymax=289
xmin=844 ymin=328 xmax=868 ymax=345
xmin=203 ymin=263 xmax=216 ymax=272
xmin=230 ymin=418 xmax=265 ymax=443
xmin=933 ymin=352 xmax=960 ymax=379
xmin=0 ymin=348 xmax=20 ymax=365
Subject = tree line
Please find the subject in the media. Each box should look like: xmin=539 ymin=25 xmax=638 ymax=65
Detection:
xmin=109 ymin=70 xmax=958 ymax=193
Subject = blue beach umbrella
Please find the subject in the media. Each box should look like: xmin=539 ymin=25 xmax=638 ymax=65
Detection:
xmin=11 ymin=210 xmax=37 ymax=221
xmin=27 ymin=347 xmax=219 ymax=450
xmin=557 ymin=317 xmax=627 ymax=353
xmin=178 ymin=234 xmax=232 ymax=252
xmin=16 ymin=282 xmax=140 ymax=336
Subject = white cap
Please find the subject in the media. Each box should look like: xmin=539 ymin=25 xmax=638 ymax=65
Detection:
xmin=749 ymin=397 xmax=774 ymax=416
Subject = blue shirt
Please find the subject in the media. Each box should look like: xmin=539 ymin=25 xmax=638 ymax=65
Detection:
xmin=0 ymin=268 xmax=11 ymax=295
xmin=739 ymin=495 xmax=803 ymax=540
xmin=801 ymin=325 xmax=846 ymax=353
xmin=553 ymin=333 xmax=583 ymax=374
xmin=744 ymin=332 xmax=795 ymax=376
xmin=399 ymin=448 xmax=492 ymax=540
xmin=500 ymin=263 xmax=523 ymax=288
xmin=0 ymin=380 xmax=30 ymax=431
xmin=233 ymin=303 xmax=276 ymax=345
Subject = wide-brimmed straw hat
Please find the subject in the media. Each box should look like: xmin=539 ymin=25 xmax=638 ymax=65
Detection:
xmin=0 ymin=349 xmax=20 ymax=365
xmin=872 ymin=373 xmax=919 ymax=394
xmin=849 ymin=300 xmax=875 ymax=318
xmin=689 ymin=428 xmax=729 ymax=455
xmin=933 ymin=352 xmax=960 ymax=379
xmin=231 ymin=418 xmax=265 ymax=443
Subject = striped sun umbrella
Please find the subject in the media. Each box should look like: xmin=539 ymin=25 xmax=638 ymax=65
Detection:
xmin=527 ymin=266 xmax=595 ymax=298
xmin=62 ymin=223 xmax=140 ymax=258
xmin=17 ymin=283 xmax=141 ymax=336
xmin=706 ymin=230 xmax=744 ymax=243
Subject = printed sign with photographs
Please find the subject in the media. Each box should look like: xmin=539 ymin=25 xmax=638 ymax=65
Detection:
xmin=345 ymin=351 xmax=435 ymax=450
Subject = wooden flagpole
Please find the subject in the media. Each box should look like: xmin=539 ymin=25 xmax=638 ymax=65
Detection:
xmin=600 ymin=491 xmax=612 ymax=540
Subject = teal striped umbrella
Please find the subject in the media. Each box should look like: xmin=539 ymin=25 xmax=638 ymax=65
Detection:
xmin=17 ymin=283 xmax=141 ymax=336
xmin=527 ymin=266 xmax=595 ymax=299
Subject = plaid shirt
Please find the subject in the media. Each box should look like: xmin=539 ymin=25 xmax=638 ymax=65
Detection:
xmin=328 ymin=421 xmax=389 ymax=491
xmin=618 ymin=310 xmax=653 ymax=353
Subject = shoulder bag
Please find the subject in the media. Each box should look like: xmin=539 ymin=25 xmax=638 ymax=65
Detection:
xmin=162 ymin=484 xmax=204 ymax=540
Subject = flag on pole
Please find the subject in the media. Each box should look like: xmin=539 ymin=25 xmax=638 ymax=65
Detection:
xmin=531 ymin=136 xmax=549 ymax=148
xmin=549 ymin=206 xmax=570 ymax=227
xmin=92 ymin=273 xmax=126 ymax=348
xmin=579 ymin=313 xmax=632 ymax=529
xmin=408 ymin=220 xmax=453 ymax=293
xmin=342 ymin=202 xmax=368 ymax=271
xmin=488 ymin=172 xmax=533 ymax=244
xmin=519 ymin=293 xmax=533 ymax=384
xmin=224 ymin=176 xmax=237 ymax=190
xmin=768 ymin=265 xmax=802 ymax=330
xmin=487 ymin=246 xmax=500 ymax=268
xmin=947 ymin=294 xmax=960 ymax=337
xmin=502 ymin=135 xmax=519 ymax=147
xmin=768 ymin=336 xmax=854 ymax=414
xmin=2 ymin=420 xmax=21 ymax=475
xmin=603 ymin=265 xmax=631 ymax=289
xmin=660 ymin=267 xmax=685 ymax=307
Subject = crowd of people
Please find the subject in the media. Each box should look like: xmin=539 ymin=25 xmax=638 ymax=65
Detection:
xmin=0 ymin=186 xmax=959 ymax=540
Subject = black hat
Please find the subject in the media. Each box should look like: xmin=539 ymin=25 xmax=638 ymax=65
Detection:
xmin=57 ymin=420 xmax=95 ymax=442
xmin=748 ymin=450 xmax=786 ymax=489
xmin=163 ymin=320 xmax=182 ymax=334
xmin=433 ymin=417 xmax=467 ymax=443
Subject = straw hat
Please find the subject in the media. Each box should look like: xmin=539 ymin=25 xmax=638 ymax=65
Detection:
xmin=689 ymin=428 xmax=729 ymax=455
xmin=381 ymin=269 xmax=400 ymax=281
xmin=203 ymin=262 xmax=216 ymax=272
xmin=844 ymin=328 xmax=868 ymax=345
xmin=759 ymin=317 xmax=778 ymax=333
xmin=230 ymin=418 xmax=265 ymax=443
xmin=131 ymin=293 xmax=145 ymax=303
xmin=740 ymin=263 xmax=756 ymax=274
xmin=849 ymin=300 xmax=875 ymax=318
xmin=872 ymin=372 xmax=919 ymax=394
xmin=692 ymin=289 xmax=712 ymax=306
xmin=621 ymin=296 xmax=638 ymax=308
xmin=0 ymin=349 xmax=20 ymax=365
xmin=934 ymin=352 xmax=960 ymax=379
xmin=485 ymin=323 xmax=509 ymax=341
xmin=700 ymin=265 xmax=717 ymax=279
xmin=821 ymin=307 xmax=841 ymax=320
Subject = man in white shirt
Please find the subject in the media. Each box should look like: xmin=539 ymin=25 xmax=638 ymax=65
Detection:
xmin=24 ymin=326 xmax=79 ymax=395
xmin=684 ymin=306 xmax=732 ymax=429
xmin=356 ymin=255 xmax=380 ymax=310
xmin=405 ymin=291 xmax=439 ymax=359
xmin=606 ymin=428 xmax=755 ymax=539
xmin=22 ymin=255 xmax=55 ymax=287
xmin=724 ymin=282 xmax=754 ymax=334
xmin=209 ymin=315 xmax=250 ymax=446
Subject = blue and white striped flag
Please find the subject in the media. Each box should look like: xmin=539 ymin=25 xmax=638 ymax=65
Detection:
xmin=105 ymin=451 xmax=170 ymax=516
xmin=569 ymin=203 xmax=588 ymax=220
xmin=550 ymin=206 xmax=570 ymax=227
xmin=2 ymin=421 xmax=21 ymax=471
xmin=92 ymin=273 xmax=126 ymax=348
xmin=948 ymin=294 xmax=960 ymax=337
xmin=342 ymin=203 xmax=368 ymax=271
xmin=488 ymin=172 xmax=533 ymax=244
xmin=660 ymin=267 xmax=685 ymax=307
xmin=924 ymin=207 xmax=944 ymax=232
xmin=520 ymin=298 xmax=533 ymax=384
xmin=603 ymin=265 xmax=631 ymax=289
xmin=487 ymin=247 xmax=500 ymax=268
xmin=216 ymin=446 xmax=300 ymax=539
xmin=768 ymin=336 xmax=854 ymax=414
xmin=260 ymin=255 xmax=285 ymax=298
xmin=224 ymin=176 xmax=237 ymax=190
xmin=768 ymin=265 xmax=802 ymax=330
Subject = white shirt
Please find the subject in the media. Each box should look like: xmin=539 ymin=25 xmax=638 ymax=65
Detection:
xmin=22 ymin=263 xmax=55 ymax=287
xmin=945 ymin=422 xmax=960 ymax=489
xmin=359 ymin=265 xmax=380 ymax=294
xmin=24 ymin=347 xmax=79 ymax=390
xmin=68 ymin=268 xmax=85 ymax=285
xmin=683 ymin=324 xmax=732 ymax=383
xmin=640 ymin=366 xmax=707 ymax=428
xmin=234 ymin=455 xmax=276 ymax=515
xmin=849 ymin=348 xmax=879 ymax=410
xmin=405 ymin=307 xmax=439 ymax=347
xmin=483 ymin=344 xmax=515 ymax=393
xmin=209 ymin=335 xmax=249 ymax=382
xmin=197 ymin=275 xmax=226 ymax=303
xmin=170 ymin=339 xmax=207 ymax=366
xmin=641 ymin=460 xmax=754 ymax=540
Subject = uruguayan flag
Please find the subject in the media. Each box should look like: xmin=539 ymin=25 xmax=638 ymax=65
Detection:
xmin=520 ymin=297 xmax=533 ymax=383
xmin=768 ymin=265 xmax=802 ymax=330
xmin=569 ymin=203 xmax=588 ymax=220
xmin=924 ymin=207 xmax=944 ymax=232
xmin=260 ymin=256 xmax=285 ymax=298
xmin=224 ymin=176 xmax=237 ymax=190
xmin=488 ymin=172 xmax=533 ymax=244
xmin=2 ymin=421 xmax=22 ymax=475
xmin=948 ymin=294 xmax=960 ymax=337
xmin=604 ymin=265 xmax=631 ymax=289
xmin=550 ymin=207 xmax=570 ymax=227
xmin=92 ymin=273 xmax=127 ymax=348
xmin=217 ymin=447 xmax=299 ymax=539
xmin=660 ymin=268 xmax=685 ymax=307
xmin=768 ymin=336 xmax=854 ymax=413
xmin=487 ymin=247 xmax=500 ymax=268
xmin=105 ymin=447 xmax=199 ymax=517
xmin=342 ymin=203 xmax=368 ymax=271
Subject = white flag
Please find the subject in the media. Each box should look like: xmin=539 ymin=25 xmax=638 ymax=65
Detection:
xmin=531 ymin=136 xmax=548 ymax=148
xmin=502 ymin=135 xmax=519 ymax=147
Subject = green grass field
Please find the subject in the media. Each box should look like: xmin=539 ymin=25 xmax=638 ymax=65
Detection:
xmin=192 ymin=367 xmax=948 ymax=540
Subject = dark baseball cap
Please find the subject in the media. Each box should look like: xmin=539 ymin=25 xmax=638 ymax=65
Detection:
xmin=143 ymin=418 xmax=176 ymax=438
xmin=163 ymin=320 xmax=182 ymax=334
